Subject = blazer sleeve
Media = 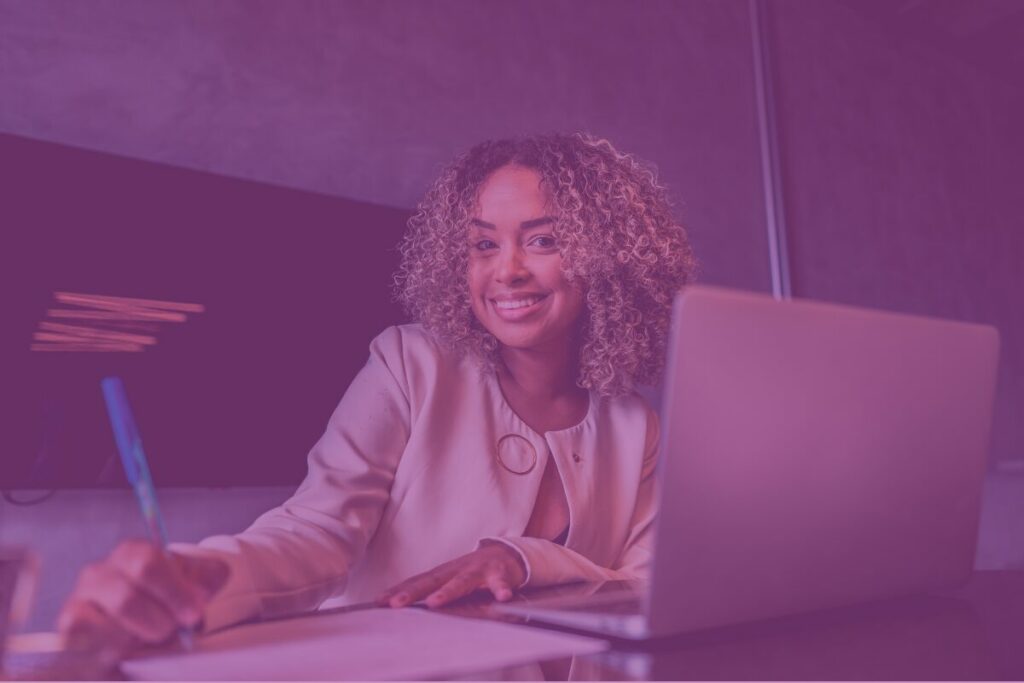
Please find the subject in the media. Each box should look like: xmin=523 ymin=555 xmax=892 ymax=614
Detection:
xmin=169 ymin=326 xmax=412 ymax=632
xmin=479 ymin=407 xmax=660 ymax=588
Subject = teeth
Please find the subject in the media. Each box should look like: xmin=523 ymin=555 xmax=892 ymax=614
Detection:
xmin=495 ymin=296 xmax=544 ymax=310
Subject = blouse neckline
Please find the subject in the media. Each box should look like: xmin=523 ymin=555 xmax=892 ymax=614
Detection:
xmin=485 ymin=367 xmax=596 ymax=440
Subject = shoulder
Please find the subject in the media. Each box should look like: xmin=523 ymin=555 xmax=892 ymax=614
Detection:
xmin=368 ymin=323 xmax=473 ymax=391
xmin=598 ymin=388 xmax=661 ymax=456
xmin=369 ymin=323 xmax=442 ymax=358
xmin=601 ymin=388 xmax=658 ymax=426
xmin=369 ymin=323 xmax=459 ymax=364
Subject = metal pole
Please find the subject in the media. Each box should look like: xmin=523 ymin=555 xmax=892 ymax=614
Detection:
xmin=750 ymin=0 xmax=792 ymax=300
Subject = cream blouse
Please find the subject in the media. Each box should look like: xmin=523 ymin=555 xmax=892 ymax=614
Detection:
xmin=173 ymin=324 xmax=660 ymax=632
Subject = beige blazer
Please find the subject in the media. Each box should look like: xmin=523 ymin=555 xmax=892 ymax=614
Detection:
xmin=173 ymin=324 xmax=659 ymax=632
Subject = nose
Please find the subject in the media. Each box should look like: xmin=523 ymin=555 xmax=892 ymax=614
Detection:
xmin=495 ymin=245 xmax=530 ymax=285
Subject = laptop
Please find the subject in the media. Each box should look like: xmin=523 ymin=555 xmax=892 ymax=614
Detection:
xmin=496 ymin=285 xmax=1000 ymax=639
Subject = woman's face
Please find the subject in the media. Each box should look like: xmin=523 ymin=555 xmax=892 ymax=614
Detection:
xmin=467 ymin=164 xmax=585 ymax=353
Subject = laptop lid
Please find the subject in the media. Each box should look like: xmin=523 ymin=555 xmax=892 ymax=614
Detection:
xmin=647 ymin=286 xmax=1000 ymax=636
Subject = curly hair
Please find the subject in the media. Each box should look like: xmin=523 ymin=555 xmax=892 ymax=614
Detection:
xmin=393 ymin=132 xmax=697 ymax=396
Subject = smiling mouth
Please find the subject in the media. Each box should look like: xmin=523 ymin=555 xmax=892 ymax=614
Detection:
xmin=490 ymin=294 xmax=549 ymax=319
xmin=493 ymin=294 xmax=547 ymax=310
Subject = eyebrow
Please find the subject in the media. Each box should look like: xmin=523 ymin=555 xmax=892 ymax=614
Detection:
xmin=469 ymin=216 xmax=555 ymax=230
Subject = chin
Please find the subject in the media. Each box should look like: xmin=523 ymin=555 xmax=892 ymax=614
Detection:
xmin=487 ymin=326 xmax=536 ymax=348
xmin=487 ymin=323 xmax=563 ymax=352
xmin=494 ymin=334 xmax=543 ymax=351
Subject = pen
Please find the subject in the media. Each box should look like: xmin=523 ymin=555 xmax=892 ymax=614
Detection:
xmin=100 ymin=376 xmax=195 ymax=651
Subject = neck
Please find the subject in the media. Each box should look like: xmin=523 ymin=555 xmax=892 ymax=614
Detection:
xmin=498 ymin=337 xmax=581 ymax=401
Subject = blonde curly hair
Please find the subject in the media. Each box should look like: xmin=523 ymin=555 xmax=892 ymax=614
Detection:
xmin=394 ymin=132 xmax=697 ymax=396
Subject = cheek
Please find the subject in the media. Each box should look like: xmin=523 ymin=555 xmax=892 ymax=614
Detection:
xmin=564 ymin=286 xmax=586 ymax=322
xmin=466 ymin=264 xmax=490 ymax=324
xmin=555 ymin=273 xmax=586 ymax=318
xmin=466 ymin=261 xmax=486 ymax=298
xmin=542 ymin=259 xmax=577 ymax=299
xmin=535 ymin=255 xmax=567 ymax=287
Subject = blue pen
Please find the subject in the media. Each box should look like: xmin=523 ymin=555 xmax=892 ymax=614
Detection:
xmin=100 ymin=376 xmax=195 ymax=651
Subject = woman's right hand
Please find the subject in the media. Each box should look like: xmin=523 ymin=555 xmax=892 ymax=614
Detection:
xmin=57 ymin=539 xmax=230 ymax=661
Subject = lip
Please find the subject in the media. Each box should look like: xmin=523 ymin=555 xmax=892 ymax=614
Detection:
xmin=489 ymin=293 xmax=550 ymax=322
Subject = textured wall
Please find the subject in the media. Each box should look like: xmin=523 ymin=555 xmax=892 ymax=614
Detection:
xmin=770 ymin=0 xmax=1023 ymax=463
xmin=4 ymin=2 xmax=1017 ymax=460
xmin=0 ymin=0 xmax=770 ymax=293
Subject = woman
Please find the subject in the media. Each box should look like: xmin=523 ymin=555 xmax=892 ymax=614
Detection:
xmin=58 ymin=132 xmax=696 ymax=656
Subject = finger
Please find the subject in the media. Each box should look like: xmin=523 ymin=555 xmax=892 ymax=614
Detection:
xmin=375 ymin=583 xmax=409 ymax=606
xmin=58 ymin=598 xmax=137 ymax=663
xmin=484 ymin=573 xmax=515 ymax=602
xmin=112 ymin=541 xmax=204 ymax=625
xmin=75 ymin=562 xmax=180 ymax=644
xmin=425 ymin=571 xmax=480 ymax=609
xmin=386 ymin=565 xmax=458 ymax=608
xmin=480 ymin=542 xmax=527 ymax=587
xmin=172 ymin=552 xmax=231 ymax=599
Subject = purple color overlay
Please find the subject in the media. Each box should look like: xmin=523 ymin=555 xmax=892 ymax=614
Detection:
xmin=1 ymin=0 xmax=1020 ymax=464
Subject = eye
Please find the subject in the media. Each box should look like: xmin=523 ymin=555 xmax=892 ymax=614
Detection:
xmin=472 ymin=238 xmax=498 ymax=251
xmin=529 ymin=235 xmax=558 ymax=249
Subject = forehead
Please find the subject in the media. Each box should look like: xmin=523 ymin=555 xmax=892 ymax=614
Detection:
xmin=473 ymin=165 xmax=551 ymax=222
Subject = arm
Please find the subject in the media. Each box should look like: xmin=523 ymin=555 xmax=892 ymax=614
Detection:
xmin=481 ymin=406 xmax=660 ymax=588
xmin=170 ymin=326 xmax=413 ymax=631
xmin=379 ymin=406 xmax=660 ymax=608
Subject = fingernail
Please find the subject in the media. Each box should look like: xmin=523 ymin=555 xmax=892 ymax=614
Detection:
xmin=391 ymin=592 xmax=409 ymax=608
xmin=497 ymin=588 xmax=512 ymax=601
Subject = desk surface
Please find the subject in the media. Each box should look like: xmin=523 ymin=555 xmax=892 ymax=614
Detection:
xmin=456 ymin=570 xmax=1024 ymax=681
xmin=5 ymin=570 xmax=1023 ymax=681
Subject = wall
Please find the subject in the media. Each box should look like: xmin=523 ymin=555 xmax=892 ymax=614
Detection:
xmin=770 ymin=0 xmax=1024 ymax=464
xmin=3 ymin=2 xmax=1017 ymax=459
xmin=1 ymin=134 xmax=411 ymax=488
xmin=0 ymin=0 xmax=770 ymax=293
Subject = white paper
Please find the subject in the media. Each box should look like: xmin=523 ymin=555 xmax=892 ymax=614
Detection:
xmin=120 ymin=607 xmax=607 ymax=680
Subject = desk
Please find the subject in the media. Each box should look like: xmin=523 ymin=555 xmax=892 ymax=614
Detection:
xmin=456 ymin=570 xmax=1024 ymax=681
xmin=5 ymin=571 xmax=1023 ymax=680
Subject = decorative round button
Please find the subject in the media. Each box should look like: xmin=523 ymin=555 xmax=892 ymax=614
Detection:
xmin=572 ymin=452 xmax=581 ymax=463
xmin=495 ymin=434 xmax=538 ymax=475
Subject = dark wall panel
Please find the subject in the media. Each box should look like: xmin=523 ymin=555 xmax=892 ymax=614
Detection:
xmin=1 ymin=134 xmax=410 ymax=487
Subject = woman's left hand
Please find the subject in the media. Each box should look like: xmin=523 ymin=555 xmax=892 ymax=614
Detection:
xmin=377 ymin=544 xmax=527 ymax=609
